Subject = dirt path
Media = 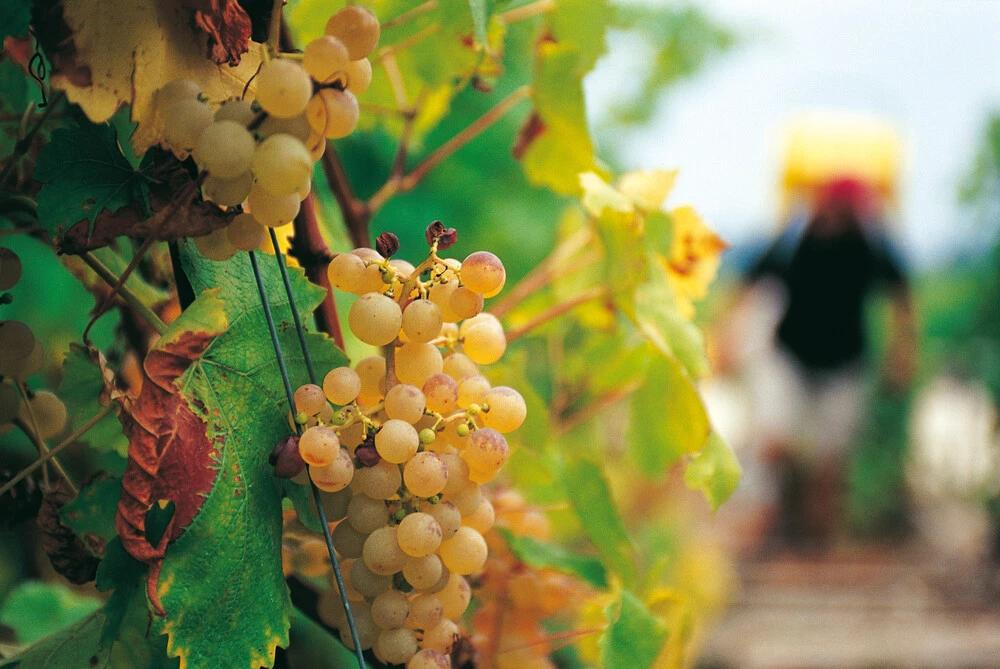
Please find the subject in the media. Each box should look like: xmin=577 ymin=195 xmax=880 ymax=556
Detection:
xmin=701 ymin=546 xmax=1000 ymax=668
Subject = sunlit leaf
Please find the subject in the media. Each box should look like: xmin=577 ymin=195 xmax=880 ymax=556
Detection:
xmin=499 ymin=528 xmax=608 ymax=588
xmin=600 ymin=589 xmax=668 ymax=669
xmin=683 ymin=432 xmax=741 ymax=511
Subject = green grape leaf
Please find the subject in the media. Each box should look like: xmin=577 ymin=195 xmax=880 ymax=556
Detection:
xmin=33 ymin=122 xmax=150 ymax=239
xmin=498 ymin=528 xmax=608 ymax=588
xmin=59 ymin=344 xmax=128 ymax=456
xmin=561 ymin=456 xmax=635 ymax=586
xmin=284 ymin=607 xmax=359 ymax=668
xmin=633 ymin=274 xmax=709 ymax=378
xmin=600 ymin=590 xmax=668 ymax=669
xmin=520 ymin=40 xmax=596 ymax=195
xmin=629 ymin=354 xmax=710 ymax=475
xmin=684 ymin=432 xmax=741 ymax=511
xmin=546 ymin=0 xmax=612 ymax=73
xmin=0 ymin=581 xmax=100 ymax=645
xmin=60 ymin=475 xmax=121 ymax=542
xmin=142 ymin=244 xmax=348 ymax=669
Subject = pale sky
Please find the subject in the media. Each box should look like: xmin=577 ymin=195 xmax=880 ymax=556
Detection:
xmin=586 ymin=0 xmax=1000 ymax=268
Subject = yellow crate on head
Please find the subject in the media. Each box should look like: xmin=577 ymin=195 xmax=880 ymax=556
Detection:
xmin=779 ymin=111 xmax=902 ymax=222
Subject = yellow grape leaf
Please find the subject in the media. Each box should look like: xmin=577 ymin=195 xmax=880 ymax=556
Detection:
xmin=52 ymin=0 xmax=265 ymax=153
xmin=619 ymin=169 xmax=678 ymax=212
xmin=684 ymin=432 xmax=741 ymax=511
xmin=659 ymin=205 xmax=727 ymax=311
xmin=580 ymin=171 xmax=635 ymax=218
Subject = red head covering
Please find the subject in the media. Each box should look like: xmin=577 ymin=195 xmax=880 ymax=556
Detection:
xmin=815 ymin=176 xmax=878 ymax=218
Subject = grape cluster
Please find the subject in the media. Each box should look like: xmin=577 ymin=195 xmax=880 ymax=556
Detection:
xmin=152 ymin=6 xmax=380 ymax=259
xmin=280 ymin=230 xmax=524 ymax=667
xmin=0 ymin=248 xmax=66 ymax=438
xmin=473 ymin=490 xmax=586 ymax=669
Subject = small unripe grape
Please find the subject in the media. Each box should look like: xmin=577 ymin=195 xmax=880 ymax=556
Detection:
xmin=304 ymin=35 xmax=350 ymax=83
xmin=259 ymin=113 xmax=313 ymax=142
xmin=332 ymin=519 xmax=367 ymax=558
xmin=21 ymin=390 xmax=67 ymax=439
xmin=306 ymin=89 xmax=359 ymax=139
xmin=351 ymin=559 xmax=392 ymax=598
xmin=395 ymin=342 xmax=443 ymax=386
xmin=328 ymin=253 xmax=366 ymax=292
xmin=371 ymin=589 xmax=410 ymax=629
xmin=481 ymin=386 xmax=527 ymax=433
xmin=375 ymin=419 xmax=419 ymax=464
xmin=397 ymin=512 xmax=442 ymax=558
xmin=162 ymin=98 xmax=213 ymax=151
xmin=421 ymin=619 xmax=460 ymax=654
xmin=194 ymin=227 xmax=236 ymax=261
xmin=247 ymin=183 xmax=300 ymax=228
xmin=349 ymin=293 xmax=402 ymax=346
xmin=460 ymin=251 xmax=506 ymax=295
xmin=375 ymin=628 xmax=419 ymax=666
xmin=449 ymin=286 xmax=483 ymax=320
xmin=298 ymin=425 xmax=340 ymax=466
xmin=347 ymin=493 xmax=389 ymax=533
xmin=251 ymin=133 xmax=313 ymax=196
xmin=427 ymin=279 xmax=461 ymax=322
xmin=439 ymin=454 xmax=471 ymax=499
xmin=402 ymin=299 xmax=443 ymax=343
xmin=311 ymin=450 xmax=355 ymax=494
xmin=460 ymin=314 xmax=506 ymax=365
xmin=193 ymin=120 xmax=255 ymax=178
xmin=325 ymin=6 xmax=381 ymax=59
xmin=456 ymin=375 xmax=490 ymax=409
xmin=404 ymin=452 xmax=448 ymax=498
xmin=157 ymin=79 xmax=200 ymax=106
xmin=442 ymin=353 xmax=478 ymax=381
xmin=403 ymin=553 xmax=443 ymax=590
xmin=419 ymin=428 xmax=436 ymax=445
xmin=461 ymin=428 xmax=509 ymax=481
xmin=0 ymin=321 xmax=34 ymax=365
xmin=203 ymin=171 xmax=253 ymax=207
xmin=420 ymin=500 xmax=461 ymax=539
xmin=0 ymin=248 xmax=22 ymax=290
xmin=214 ymin=98 xmax=255 ymax=125
xmin=346 ymin=58 xmax=373 ymax=94
xmin=323 ymin=366 xmax=361 ymax=405
xmin=294 ymin=383 xmax=328 ymax=415
xmin=462 ymin=498 xmax=495 ymax=534
xmin=384 ymin=384 xmax=426 ymax=424
xmin=255 ymin=59 xmax=313 ymax=118
xmin=352 ymin=459 xmax=401 ymax=500
xmin=408 ymin=648 xmax=450 ymax=669
xmin=363 ymin=525 xmax=408 ymax=575
xmin=422 ymin=374 xmax=457 ymax=414
xmin=227 ymin=213 xmax=266 ymax=251
xmin=438 ymin=526 xmax=487 ymax=575
xmin=355 ymin=356 xmax=387 ymax=403
xmin=405 ymin=593 xmax=443 ymax=630
xmin=438 ymin=573 xmax=471 ymax=619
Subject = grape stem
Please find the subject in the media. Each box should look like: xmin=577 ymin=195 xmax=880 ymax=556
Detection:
xmin=79 ymin=252 xmax=168 ymax=335
xmin=504 ymin=286 xmax=607 ymax=343
xmin=0 ymin=403 xmax=114 ymax=498
xmin=12 ymin=383 xmax=79 ymax=495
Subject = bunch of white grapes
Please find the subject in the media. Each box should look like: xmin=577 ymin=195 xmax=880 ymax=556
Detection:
xmin=0 ymin=248 xmax=67 ymax=439
xmin=152 ymin=5 xmax=380 ymax=260
xmin=287 ymin=236 xmax=525 ymax=668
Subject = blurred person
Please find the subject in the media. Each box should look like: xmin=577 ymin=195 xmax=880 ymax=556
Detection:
xmin=729 ymin=177 xmax=917 ymax=548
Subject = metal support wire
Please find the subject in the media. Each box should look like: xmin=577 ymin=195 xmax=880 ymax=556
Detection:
xmin=247 ymin=250 xmax=367 ymax=669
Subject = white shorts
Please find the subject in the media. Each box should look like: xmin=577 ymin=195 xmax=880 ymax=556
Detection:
xmin=746 ymin=346 xmax=865 ymax=464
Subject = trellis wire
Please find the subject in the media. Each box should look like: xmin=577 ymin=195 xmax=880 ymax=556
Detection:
xmin=247 ymin=249 xmax=367 ymax=669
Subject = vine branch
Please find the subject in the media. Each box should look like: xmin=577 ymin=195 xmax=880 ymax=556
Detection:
xmin=504 ymin=286 xmax=606 ymax=343
xmin=80 ymin=252 xmax=168 ymax=335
